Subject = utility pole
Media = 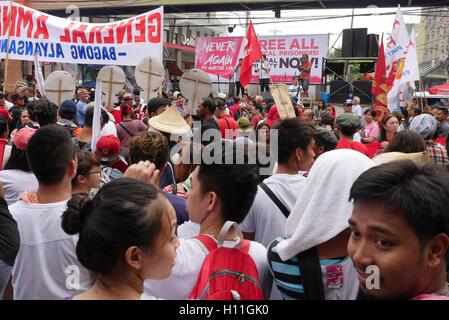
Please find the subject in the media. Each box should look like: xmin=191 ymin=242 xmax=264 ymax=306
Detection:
xmin=350 ymin=8 xmax=355 ymax=29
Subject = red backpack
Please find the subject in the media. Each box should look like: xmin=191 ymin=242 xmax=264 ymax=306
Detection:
xmin=188 ymin=221 xmax=264 ymax=300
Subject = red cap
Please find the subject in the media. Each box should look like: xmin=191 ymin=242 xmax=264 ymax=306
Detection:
xmin=13 ymin=127 xmax=37 ymax=151
xmin=95 ymin=135 xmax=120 ymax=162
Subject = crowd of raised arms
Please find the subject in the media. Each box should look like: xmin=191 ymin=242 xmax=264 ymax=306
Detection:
xmin=0 ymin=80 xmax=449 ymax=300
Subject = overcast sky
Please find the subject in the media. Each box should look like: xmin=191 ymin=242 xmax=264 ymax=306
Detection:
xmin=228 ymin=7 xmax=422 ymax=48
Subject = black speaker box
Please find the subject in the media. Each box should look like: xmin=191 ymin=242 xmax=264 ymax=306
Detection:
xmin=367 ymin=34 xmax=379 ymax=57
xmin=342 ymin=29 xmax=354 ymax=57
xmin=353 ymin=28 xmax=368 ymax=57
xmin=330 ymin=80 xmax=350 ymax=104
xmin=325 ymin=62 xmax=345 ymax=76
xmin=352 ymin=80 xmax=373 ymax=105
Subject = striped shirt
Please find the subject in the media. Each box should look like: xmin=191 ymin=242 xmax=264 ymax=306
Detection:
xmin=267 ymin=237 xmax=359 ymax=300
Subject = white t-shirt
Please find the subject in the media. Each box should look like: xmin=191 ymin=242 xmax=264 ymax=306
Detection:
xmin=0 ymin=170 xmax=38 ymax=205
xmin=10 ymin=199 xmax=93 ymax=300
xmin=257 ymin=61 xmax=271 ymax=79
xmin=177 ymin=221 xmax=200 ymax=239
xmin=144 ymin=237 xmax=272 ymax=299
xmin=352 ymin=104 xmax=363 ymax=118
xmin=100 ymin=120 xmax=118 ymax=137
xmin=240 ymin=173 xmax=307 ymax=248
xmin=288 ymin=84 xmax=300 ymax=97
xmin=0 ymin=170 xmax=39 ymax=206
xmin=2 ymin=144 xmax=11 ymax=169
xmin=5 ymin=101 xmax=13 ymax=110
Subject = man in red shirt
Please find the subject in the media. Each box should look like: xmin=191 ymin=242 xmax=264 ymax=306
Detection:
xmin=0 ymin=93 xmax=12 ymax=122
xmin=298 ymin=54 xmax=312 ymax=98
xmin=335 ymin=113 xmax=370 ymax=157
xmin=215 ymin=97 xmax=238 ymax=140
xmin=229 ymin=96 xmax=242 ymax=121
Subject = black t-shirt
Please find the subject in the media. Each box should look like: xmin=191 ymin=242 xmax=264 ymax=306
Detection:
xmin=0 ymin=198 xmax=19 ymax=266
xmin=200 ymin=118 xmax=220 ymax=146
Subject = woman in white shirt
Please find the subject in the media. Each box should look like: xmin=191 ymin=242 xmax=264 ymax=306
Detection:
xmin=61 ymin=178 xmax=179 ymax=300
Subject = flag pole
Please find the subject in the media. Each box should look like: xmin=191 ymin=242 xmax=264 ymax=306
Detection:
xmin=3 ymin=0 xmax=13 ymax=94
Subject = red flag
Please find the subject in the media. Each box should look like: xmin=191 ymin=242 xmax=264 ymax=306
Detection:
xmin=239 ymin=20 xmax=262 ymax=88
xmin=372 ymin=35 xmax=389 ymax=121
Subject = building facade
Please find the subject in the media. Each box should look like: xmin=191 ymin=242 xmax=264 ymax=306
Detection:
xmin=416 ymin=7 xmax=449 ymax=89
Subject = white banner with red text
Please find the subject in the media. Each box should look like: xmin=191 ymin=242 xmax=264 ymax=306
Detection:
xmin=0 ymin=2 xmax=163 ymax=66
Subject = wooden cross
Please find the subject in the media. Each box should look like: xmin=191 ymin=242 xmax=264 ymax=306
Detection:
xmin=97 ymin=67 xmax=125 ymax=108
xmin=45 ymin=79 xmax=74 ymax=106
xmin=137 ymin=58 xmax=163 ymax=102
xmin=182 ymin=72 xmax=211 ymax=114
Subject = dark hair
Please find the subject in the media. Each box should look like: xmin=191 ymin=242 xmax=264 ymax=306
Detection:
xmin=214 ymin=97 xmax=226 ymax=109
xmin=233 ymin=96 xmax=240 ymax=104
xmin=201 ymin=98 xmax=217 ymax=114
xmin=129 ymin=131 xmax=169 ymax=169
xmin=26 ymin=100 xmax=57 ymax=126
xmin=379 ymin=115 xmax=397 ymax=142
xmin=4 ymin=144 xmax=31 ymax=172
xmin=72 ymin=151 xmax=100 ymax=186
xmin=0 ymin=116 xmax=8 ymax=137
xmin=364 ymin=109 xmax=377 ymax=118
xmin=350 ymin=161 xmax=449 ymax=248
xmin=414 ymin=107 xmax=422 ymax=116
xmin=84 ymin=106 xmax=109 ymax=128
xmin=274 ymin=118 xmax=316 ymax=164
xmin=255 ymin=104 xmax=263 ymax=114
xmin=62 ymin=178 xmax=168 ymax=275
xmin=338 ymin=122 xmax=359 ymax=136
xmin=133 ymin=88 xmax=140 ymax=96
xmin=438 ymin=107 xmax=449 ymax=116
xmin=197 ymin=141 xmax=259 ymax=224
xmin=148 ymin=98 xmax=170 ymax=115
xmin=320 ymin=114 xmax=335 ymax=130
xmin=27 ymin=125 xmax=75 ymax=185
xmin=385 ymin=130 xmax=426 ymax=153
xmin=120 ymin=102 xmax=133 ymax=117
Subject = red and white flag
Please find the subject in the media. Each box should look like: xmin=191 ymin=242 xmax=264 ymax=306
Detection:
xmin=239 ymin=20 xmax=262 ymax=88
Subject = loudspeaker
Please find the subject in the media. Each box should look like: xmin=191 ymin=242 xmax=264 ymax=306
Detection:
xmin=353 ymin=28 xmax=368 ymax=57
xmin=352 ymin=80 xmax=373 ymax=105
xmin=342 ymin=29 xmax=354 ymax=57
xmin=342 ymin=28 xmax=369 ymax=57
xmin=325 ymin=62 xmax=345 ymax=76
xmin=367 ymin=34 xmax=379 ymax=57
xmin=330 ymin=80 xmax=350 ymax=104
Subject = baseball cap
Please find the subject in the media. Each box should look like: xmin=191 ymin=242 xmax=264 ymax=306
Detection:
xmin=13 ymin=127 xmax=37 ymax=151
xmin=95 ymin=135 xmax=121 ymax=162
xmin=123 ymin=93 xmax=133 ymax=100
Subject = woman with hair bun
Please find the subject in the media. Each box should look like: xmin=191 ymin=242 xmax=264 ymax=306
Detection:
xmin=61 ymin=178 xmax=179 ymax=300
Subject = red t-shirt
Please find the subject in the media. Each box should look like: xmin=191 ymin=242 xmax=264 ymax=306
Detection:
xmin=0 ymin=109 xmax=12 ymax=122
xmin=216 ymin=115 xmax=238 ymax=139
xmin=111 ymin=108 xmax=121 ymax=124
xmin=336 ymin=139 xmax=370 ymax=157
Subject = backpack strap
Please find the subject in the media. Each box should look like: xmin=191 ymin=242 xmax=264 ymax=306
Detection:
xmin=193 ymin=234 xmax=218 ymax=254
xmin=171 ymin=183 xmax=177 ymax=195
xmin=297 ymin=246 xmax=325 ymax=300
xmin=259 ymin=182 xmax=290 ymax=218
xmin=119 ymin=122 xmax=134 ymax=138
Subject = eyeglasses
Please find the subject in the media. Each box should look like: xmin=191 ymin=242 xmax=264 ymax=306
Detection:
xmin=87 ymin=169 xmax=102 ymax=175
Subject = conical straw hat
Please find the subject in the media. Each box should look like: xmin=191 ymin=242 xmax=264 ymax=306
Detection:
xmin=148 ymin=105 xmax=191 ymax=135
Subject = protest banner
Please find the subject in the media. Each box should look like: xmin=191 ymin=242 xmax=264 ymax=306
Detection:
xmin=0 ymin=2 xmax=163 ymax=66
xmin=195 ymin=37 xmax=243 ymax=79
xmin=270 ymin=84 xmax=296 ymax=119
xmin=195 ymin=34 xmax=328 ymax=84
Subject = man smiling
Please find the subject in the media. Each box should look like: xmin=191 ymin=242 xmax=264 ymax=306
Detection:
xmin=348 ymin=160 xmax=449 ymax=300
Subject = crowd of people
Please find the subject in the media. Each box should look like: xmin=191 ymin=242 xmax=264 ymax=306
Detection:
xmin=0 ymin=76 xmax=448 ymax=301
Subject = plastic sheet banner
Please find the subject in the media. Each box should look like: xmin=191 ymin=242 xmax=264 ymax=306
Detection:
xmin=0 ymin=2 xmax=163 ymax=66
